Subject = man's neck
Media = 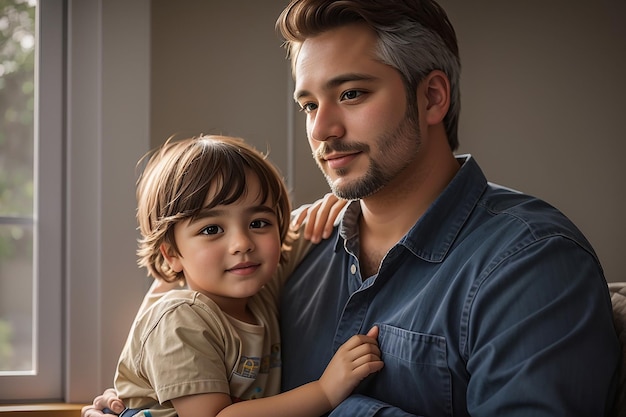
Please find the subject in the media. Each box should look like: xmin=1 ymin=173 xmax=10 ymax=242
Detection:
xmin=357 ymin=147 xmax=460 ymax=277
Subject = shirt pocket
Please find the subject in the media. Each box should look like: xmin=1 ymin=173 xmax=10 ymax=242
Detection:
xmin=371 ymin=323 xmax=452 ymax=417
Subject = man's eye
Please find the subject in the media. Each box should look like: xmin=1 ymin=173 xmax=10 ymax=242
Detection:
xmin=341 ymin=90 xmax=362 ymax=101
xmin=250 ymin=219 xmax=270 ymax=229
xmin=299 ymin=102 xmax=318 ymax=113
xmin=200 ymin=225 xmax=222 ymax=235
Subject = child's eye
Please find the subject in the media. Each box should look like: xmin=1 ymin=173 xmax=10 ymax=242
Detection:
xmin=250 ymin=219 xmax=270 ymax=229
xmin=298 ymin=102 xmax=318 ymax=114
xmin=200 ymin=225 xmax=223 ymax=235
xmin=340 ymin=90 xmax=363 ymax=101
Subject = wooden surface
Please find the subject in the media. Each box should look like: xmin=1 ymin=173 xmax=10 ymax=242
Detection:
xmin=0 ymin=403 xmax=87 ymax=417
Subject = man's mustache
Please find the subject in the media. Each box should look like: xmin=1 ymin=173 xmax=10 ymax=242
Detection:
xmin=313 ymin=141 xmax=369 ymax=160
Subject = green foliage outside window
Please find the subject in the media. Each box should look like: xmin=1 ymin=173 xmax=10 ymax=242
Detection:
xmin=0 ymin=0 xmax=36 ymax=370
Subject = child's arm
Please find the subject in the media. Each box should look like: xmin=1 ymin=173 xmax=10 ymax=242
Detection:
xmin=170 ymin=326 xmax=383 ymax=417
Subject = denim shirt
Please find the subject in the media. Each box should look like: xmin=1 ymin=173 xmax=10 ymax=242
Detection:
xmin=280 ymin=156 xmax=620 ymax=417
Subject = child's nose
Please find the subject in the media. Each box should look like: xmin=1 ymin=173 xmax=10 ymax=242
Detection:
xmin=231 ymin=231 xmax=254 ymax=254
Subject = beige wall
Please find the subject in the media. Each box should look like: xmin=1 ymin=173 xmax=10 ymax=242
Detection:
xmin=150 ymin=1 xmax=625 ymax=282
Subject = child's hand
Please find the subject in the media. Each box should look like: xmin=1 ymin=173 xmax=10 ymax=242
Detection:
xmin=81 ymin=388 xmax=124 ymax=417
xmin=318 ymin=326 xmax=384 ymax=408
xmin=292 ymin=193 xmax=348 ymax=243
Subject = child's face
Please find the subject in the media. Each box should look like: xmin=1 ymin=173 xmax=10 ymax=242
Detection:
xmin=164 ymin=172 xmax=282 ymax=313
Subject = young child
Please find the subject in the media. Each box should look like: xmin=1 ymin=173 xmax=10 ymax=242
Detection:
xmin=111 ymin=135 xmax=383 ymax=417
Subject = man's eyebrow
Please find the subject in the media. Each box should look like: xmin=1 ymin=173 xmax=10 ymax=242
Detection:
xmin=294 ymin=73 xmax=377 ymax=101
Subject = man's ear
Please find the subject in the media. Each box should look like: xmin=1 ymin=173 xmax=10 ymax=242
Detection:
xmin=160 ymin=243 xmax=182 ymax=273
xmin=422 ymin=70 xmax=451 ymax=126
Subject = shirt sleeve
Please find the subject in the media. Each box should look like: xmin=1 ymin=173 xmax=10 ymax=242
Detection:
xmin=463 ymin=236 xmax=619 ymax=415
xmin=138 ymin=300 xmax=232 ymax=403
xmin=330 ymin=395 xmax=418 ymax=416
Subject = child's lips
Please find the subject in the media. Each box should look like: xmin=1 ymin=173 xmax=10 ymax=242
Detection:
xmin=227 ymin=262 xmax=260 ymax=275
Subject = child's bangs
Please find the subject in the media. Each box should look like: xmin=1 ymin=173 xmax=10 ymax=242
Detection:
xmin=205 ymin=161 xmax=250 ymax=208
xmin=189 ymin=140 xmax=274 ymax=215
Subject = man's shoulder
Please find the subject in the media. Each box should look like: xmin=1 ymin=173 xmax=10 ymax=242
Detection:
xmin=479 ymin=183 xmax=592 ymax=250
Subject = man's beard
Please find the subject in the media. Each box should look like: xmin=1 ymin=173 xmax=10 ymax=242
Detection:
xmin=313 ymin=108 xmax=421 ymax=200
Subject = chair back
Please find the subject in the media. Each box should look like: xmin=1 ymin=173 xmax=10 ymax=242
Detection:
xmin=609 ymin=282 xmax=626 ymax=417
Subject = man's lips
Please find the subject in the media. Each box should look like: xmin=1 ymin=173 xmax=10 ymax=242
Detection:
xmin=324 ymin=152 xmax=360 ymax=170
xmin=226 ymin=262 xmax=260 ymax=275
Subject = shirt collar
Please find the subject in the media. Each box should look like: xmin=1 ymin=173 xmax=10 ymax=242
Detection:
xmin=335 ymin=155 xmax=488 ymax=262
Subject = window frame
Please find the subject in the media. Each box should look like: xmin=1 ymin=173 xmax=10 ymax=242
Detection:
xmin=0 ymin=0 xmax=64 ymax=401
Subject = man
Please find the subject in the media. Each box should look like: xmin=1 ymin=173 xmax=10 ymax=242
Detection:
xmin=276 ymin=0 xmax=619 ymax=416
xmin=86 ymin=0 xmax=620 ymax=416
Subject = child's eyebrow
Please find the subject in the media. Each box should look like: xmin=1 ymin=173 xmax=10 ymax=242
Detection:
xmin=191 ymin=204 xmax=276 ymax=221
xmin=246 ymin=205 xmax=276 ymax=217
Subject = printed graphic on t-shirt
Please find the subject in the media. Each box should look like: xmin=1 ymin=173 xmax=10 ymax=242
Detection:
xmin=235 ymin=356 xmax=260 ymax=378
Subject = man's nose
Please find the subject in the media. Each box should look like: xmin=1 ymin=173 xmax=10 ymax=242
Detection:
xmin=309 ymin=103 xmax=345 ymax=142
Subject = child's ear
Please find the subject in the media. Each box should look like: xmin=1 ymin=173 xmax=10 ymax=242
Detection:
xmin=160 ymin=243 xmax=182 ymax=273
xmin=422 ymin=70 xmax=450 ymax=126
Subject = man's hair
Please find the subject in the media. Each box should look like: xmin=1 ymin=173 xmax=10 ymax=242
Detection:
xmin=135 ymin=135 xmax=293 ymax=283
xmin=276 ymin=0 xmax=461 ymax=151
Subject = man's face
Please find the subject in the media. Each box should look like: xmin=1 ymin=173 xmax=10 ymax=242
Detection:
xmin=293 ymin=23 xmax=422 ymax=200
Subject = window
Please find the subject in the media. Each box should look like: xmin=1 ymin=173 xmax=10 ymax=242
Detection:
xmin=0 ymin=0 xmax=63 ymax=400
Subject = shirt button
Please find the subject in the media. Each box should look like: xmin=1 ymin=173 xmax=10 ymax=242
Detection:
xmin=350 ymin=264 xmax=357 ymax=274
